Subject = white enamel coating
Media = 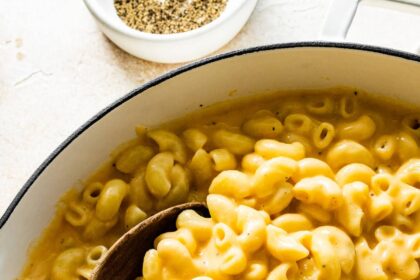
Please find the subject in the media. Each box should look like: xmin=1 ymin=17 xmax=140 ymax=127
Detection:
xmin=1 ymin=45 xmax=420 ymax=279
xmin=82 ymin=0 xmax=257 ymax=63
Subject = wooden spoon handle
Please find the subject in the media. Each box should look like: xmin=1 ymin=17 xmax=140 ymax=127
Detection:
xmin=92 ymin=202 xmax=208 ymax=280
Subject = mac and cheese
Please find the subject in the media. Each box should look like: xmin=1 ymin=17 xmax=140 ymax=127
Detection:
xmin=21 ymin=90 xmax=420 ymax=280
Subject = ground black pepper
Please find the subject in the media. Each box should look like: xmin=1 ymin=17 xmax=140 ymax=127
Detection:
xmin=114 ymin=0 xmax=227 ymax=34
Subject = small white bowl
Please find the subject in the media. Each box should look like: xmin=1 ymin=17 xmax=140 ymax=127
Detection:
xmin=83 ymin=0 xmax=258 ymax=63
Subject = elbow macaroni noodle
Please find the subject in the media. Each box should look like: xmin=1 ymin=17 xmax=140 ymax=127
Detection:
xmin=21 ymin=91 xmax=420 ymax=280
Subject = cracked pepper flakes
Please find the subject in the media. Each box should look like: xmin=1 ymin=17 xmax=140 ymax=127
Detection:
xmin=114 ymin=0 xmax=228 ymax=34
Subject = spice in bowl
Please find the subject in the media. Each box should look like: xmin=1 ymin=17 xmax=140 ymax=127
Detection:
xmin=114 ymin=0 xmax=228 ymax=34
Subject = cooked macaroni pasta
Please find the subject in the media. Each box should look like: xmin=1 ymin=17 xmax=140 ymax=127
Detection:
xmin=21 ymin=90 xmax=420 ymax=280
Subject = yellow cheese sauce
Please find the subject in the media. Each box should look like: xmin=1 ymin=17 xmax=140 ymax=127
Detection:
xmin=20 ymin=89 xmax=420 ymax=280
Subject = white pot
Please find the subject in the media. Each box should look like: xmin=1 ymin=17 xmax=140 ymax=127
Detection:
xmin=1 ymin=43 xmax=420 ymax=279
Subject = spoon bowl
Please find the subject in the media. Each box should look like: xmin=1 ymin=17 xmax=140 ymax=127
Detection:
xmin=92 ymin=202 xmax=209 ymax=280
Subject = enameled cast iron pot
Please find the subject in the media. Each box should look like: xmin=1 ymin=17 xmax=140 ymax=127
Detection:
xmin=1 ymin=42 xmax=420 ymax=278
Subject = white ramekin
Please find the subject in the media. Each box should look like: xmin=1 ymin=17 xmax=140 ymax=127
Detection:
xmin=83 ymin=0 xmax=258 ymax=63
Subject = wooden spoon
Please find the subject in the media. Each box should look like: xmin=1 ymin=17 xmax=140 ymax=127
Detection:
xmin=92 ymin=202 xmax=209 ymax=280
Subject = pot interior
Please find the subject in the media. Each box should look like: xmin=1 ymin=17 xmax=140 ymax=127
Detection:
xmin=1 ymin=44 xmax=420 ymax=278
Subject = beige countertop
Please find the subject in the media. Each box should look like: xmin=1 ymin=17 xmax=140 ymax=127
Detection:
xmin=2 ymin=0 xmax=420 ymax=217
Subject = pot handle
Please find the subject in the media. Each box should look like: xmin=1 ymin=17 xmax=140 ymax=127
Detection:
xmin=320 ymin=0 xmax=420 ymax=55
xmin=319 ymin=0 xmax=360 ymax=41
